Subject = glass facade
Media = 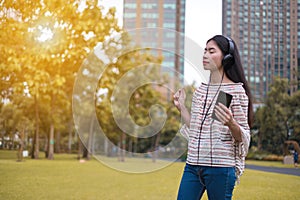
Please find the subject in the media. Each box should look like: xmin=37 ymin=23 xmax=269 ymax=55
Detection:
xmin=123 ymin=0 xmax=186 ymax=82
xmin=222 ymin=0 xmax=299 ymax=103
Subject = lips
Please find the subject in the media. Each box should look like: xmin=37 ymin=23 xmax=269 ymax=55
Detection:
xmin=202 ymin=61 xmax=209 ymax=65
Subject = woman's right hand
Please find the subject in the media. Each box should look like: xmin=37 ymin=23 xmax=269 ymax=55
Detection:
xmin=173 ymin=88 xmax=186 ymax=111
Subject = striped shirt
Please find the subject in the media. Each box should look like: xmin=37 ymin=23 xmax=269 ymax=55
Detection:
xmin=180 ymin=82 xmax=250 ymax=180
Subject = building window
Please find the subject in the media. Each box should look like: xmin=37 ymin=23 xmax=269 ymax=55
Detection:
xmin=143 ymin=22 xmax=157 ymax=28
xmin=124 ymin=13 xmax=136 ymax=18
xmin=124 ymin=3 xmax=137 ymax=9
xmin=141 ymin=13 xmax=158 ymax=19
xmin=163 ymin=4 xmax=176 ymax=10
xmin=163 ymin=42 xmax=175 ymax=48
xmin=165 ymin=32 xmax=175 ymax=38
xmin=163 ymin=22 xmax=175 ymax=29
xmin=141 ymin=3 xmax=157 ymax=9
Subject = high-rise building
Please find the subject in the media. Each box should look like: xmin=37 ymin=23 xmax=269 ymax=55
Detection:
xmin=123 ymin=0 xmax=186 ymax=82
xmin=222 ymin=0 xmax=299 ymax=103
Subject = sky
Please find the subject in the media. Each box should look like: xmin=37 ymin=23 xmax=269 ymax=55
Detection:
xmin=99 ymin=0 xmax=223 ymax=85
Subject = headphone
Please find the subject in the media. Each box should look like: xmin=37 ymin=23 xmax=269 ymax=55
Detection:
xmin=222 ymin=36 xmax=235 ymax=70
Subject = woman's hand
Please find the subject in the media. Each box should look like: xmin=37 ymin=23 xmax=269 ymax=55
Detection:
xmin=214 ymin=103 xmax=234 ymax=126
xmin=214 ymin=103 xmax=242 ymax=142
xmin=173 ymin=88 xmax=186 ymax=111
xmin=173 ymin=88 xmax=191 ymax=127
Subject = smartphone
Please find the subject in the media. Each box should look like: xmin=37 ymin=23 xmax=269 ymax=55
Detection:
xmin=211 ymin=90 xmax=233 ymax=121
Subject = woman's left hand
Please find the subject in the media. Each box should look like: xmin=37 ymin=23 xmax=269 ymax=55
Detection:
xmin=214 ymin=103 xmax=243 ymax=142
xmin=214 ymin=103 xmax=234 ymax=126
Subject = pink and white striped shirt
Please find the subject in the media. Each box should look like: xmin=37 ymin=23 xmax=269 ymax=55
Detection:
xmin=180 ymin=82 xmax=250 ymax=179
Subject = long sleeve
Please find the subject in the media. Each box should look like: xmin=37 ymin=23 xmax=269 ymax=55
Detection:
xmin=179 ymin=124 xmax=190 ymax=140
xmin=231 ymin=91 xmax=251 ymax=157
xmin=231 ymin=90 xmax=251 ymax=181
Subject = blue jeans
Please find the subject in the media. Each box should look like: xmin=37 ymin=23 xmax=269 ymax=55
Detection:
xmin=177 ymin=163 xmax=236 ymax=200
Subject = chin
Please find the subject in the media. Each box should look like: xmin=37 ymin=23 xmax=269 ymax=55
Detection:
xmin=203 ymin=66 xmax=211 ymax=70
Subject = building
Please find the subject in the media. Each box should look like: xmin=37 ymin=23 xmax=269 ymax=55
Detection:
xmin=222 ymin=0 xmax=299 ymax=103
xmin=123 ymin=0 xmax=186 ymax=83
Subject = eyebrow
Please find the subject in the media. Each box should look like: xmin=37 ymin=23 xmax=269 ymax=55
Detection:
xmin=204 ymin=47 xmax=216 ymax=51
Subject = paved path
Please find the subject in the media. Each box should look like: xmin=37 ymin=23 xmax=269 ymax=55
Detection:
xmin=246 ymin=164 xmax=300 ymax=176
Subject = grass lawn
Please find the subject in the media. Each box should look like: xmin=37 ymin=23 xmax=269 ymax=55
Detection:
xmin=1 ymin=150 xmax=299 ymax=200
xmin=246 ymin=159 xmax=296 ymax=168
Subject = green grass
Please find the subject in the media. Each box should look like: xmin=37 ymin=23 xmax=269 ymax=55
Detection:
xmin=246 ymin=159 xmax=296 ymax=168
xmin=1 ymin=150 xmax=300 ymax=200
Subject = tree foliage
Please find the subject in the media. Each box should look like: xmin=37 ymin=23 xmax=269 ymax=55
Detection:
xmin=0 ymin=1 xmax=184 ymax=161
xmin=95 ymin=38 xmax=175 ymax=158
xmin=253 ymin=77 xmax=300 ymax=154
xmin=0 ymin=0 xmax=120 ymax=158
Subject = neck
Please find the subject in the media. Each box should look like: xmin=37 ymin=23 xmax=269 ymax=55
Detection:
xmin=210 ymin=71 xmax=224 ymax=84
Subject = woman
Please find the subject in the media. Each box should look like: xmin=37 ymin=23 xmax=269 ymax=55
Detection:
xmin=174 ymin=35 xmax=253 ymax=200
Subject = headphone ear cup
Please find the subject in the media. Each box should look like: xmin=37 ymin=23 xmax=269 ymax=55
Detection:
xmin=222 ymin=36 xmax=235 ymax=71
xmin=222 ymin=54 xmax=234 ymax=70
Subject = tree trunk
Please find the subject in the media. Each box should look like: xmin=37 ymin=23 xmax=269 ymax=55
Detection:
xmin=48 ymin=123 xmax=54 ymax=160
xmin=0 ymin=134 xmax=4 ymax=149
xmin=55 ymin=131 xmax=61 ymax=153
xmin=48 ymin=92 xmax=56 ymax=159
xmin=87 ymin=117 xmax=95 ymax=156
xmin=44 ymin=134 xmax=48 ymax=158
xmin=33 ymin=91 xmax=40 ymax=159
xmin=285 ymin=121 xmax=290 ymax=140
xmin=122 ymin=133 xmax=126 ymax=160
xmin=68 ymin=120 xmax=73 ymax=154
xmin=152 ymin=132 xmax=161 ymax=163
xmin=31 ymin=132 xmax=35 ymax=159
xmin=82 ymin=117 xmax=95 ymax=160
xmin=128 ymin=138 xmax=133 ymax=157
xmin=77 ymin=135 xmax=82 ymax=160
xmin=82 ymin=145 xmax=89 ymax=160
xmin=17 ymin=128 xmax=25 ymax=162
xmin=118 ymin=133 xmax=126 ymax=162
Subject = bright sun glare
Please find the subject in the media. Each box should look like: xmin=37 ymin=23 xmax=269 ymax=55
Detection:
xmin=37 ymin=26 xmax=54 ymax=42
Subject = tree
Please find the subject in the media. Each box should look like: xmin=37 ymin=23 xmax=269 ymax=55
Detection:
xmin=0 ymin=0 xmax=121 ymax=158
xmin=95 ymin=45 xmax=165 ymax=161
xmin=288 ymin=90 xmax=300 ymax=143
xmin=253 ymin=77 xmax=294 ymax=154
xmin=263 ymin=78 xmax=291 ymax=154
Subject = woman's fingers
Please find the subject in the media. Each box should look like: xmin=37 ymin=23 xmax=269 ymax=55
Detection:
xmin=214 ymin=103 xmax=232 ymax=125
xmin=173 ymin=89 xmax=181 ymax=99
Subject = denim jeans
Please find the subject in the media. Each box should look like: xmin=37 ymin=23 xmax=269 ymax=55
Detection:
xmin=177 ymin=163 xmax=236 ymax=200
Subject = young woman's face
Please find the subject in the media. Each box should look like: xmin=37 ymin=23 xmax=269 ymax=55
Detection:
xmin=202 ymin=40 xmax=223 ymax=71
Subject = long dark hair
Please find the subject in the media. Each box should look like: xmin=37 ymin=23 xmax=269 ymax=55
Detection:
xmin=207 ymin=35 xmax=254 ymax=128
